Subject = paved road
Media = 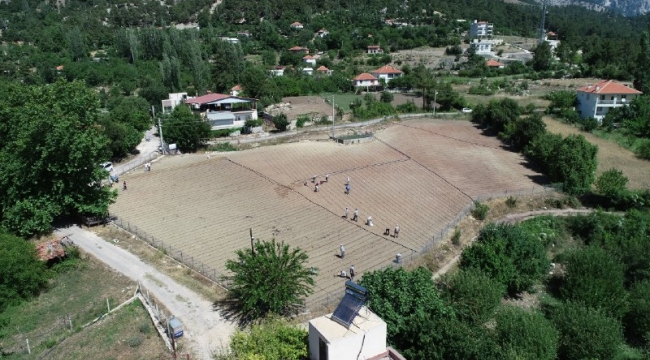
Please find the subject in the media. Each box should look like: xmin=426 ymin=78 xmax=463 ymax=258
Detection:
xmin=55 ymin=225 xmax=235 ymax=359
xmin=113 ymin=126 xmax=161 ymax=176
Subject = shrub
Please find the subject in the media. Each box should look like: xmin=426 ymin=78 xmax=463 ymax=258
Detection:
xmin=505 ymin=196 xmax=518 ymax=208
xmin=594 ymin=168 xmax=629 ymax=197
xmin=212 ymin=128 xmax=241 ymax=138
xmin=128 ymin=336 xmax=142 ymax=347
xmin=441 ymin=269 xmax=505 ymax=324
xmin=579 ymin=117 xmax=599 ymax=132
xmin=295 ymin=115 xmax=309 ymax=128
xmin=495 ymin=306 xmax=559 ymax=360
xmin=272 ymin=113 xmax=290 ymax=132
xmin=244 ymin=119 xmax=263 ymax=128
xmin=396 ymin=100 xmax=419 ymax=113
xmin=230 ymin=317 xmax=309 ymax=360
xmin=451 ymin=227 xmax=461 ymax=246
xmin=636 ymin=139 xmax=650 ymax=160
xmin=210 ymin=143 xmax=238 ymax=152
xmin=624 ymin=280 xmax=650 ymax=347
xmin=380 ymin=91 xmax=394 ymax=103
xmin=471 ymin=201 xmax=489 ymax=220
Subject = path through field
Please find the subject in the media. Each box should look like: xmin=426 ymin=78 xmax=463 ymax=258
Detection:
xmin=110 ymin=119 xmax=547 ymax=307
xmin=55 ymin=226 xmax=236 ymax=360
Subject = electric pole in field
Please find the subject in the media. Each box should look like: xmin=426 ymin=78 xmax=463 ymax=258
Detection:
xmin=433 ymin=91 xmax=438 ymax=118
xmin=331 ymin=95 xmax=335 ymax=140
xmin=158 ymin=117 xmax=165 ymax=155
xmin=538 ymin=0 xmax=547 ymax=44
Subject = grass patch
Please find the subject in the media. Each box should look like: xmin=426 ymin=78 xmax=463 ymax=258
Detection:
xmin=209 ymin=143 xmax=238 ymax=152
xmin=0 ymin=255 xmax=137 ymax=357
xmin=320 ymin=93 xmax=363 ymax=112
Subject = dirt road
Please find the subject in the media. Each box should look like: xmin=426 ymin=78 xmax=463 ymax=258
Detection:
xmin=55 ymin=225 xmax=235 ymax=359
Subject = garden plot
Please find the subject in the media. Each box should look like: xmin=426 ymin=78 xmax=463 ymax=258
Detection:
xmin=112 ymin=119 xmax=545 ymax=306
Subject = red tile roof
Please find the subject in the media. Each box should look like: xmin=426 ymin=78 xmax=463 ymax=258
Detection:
xmin=289 ymin=46 xmax=308 ymax=51
xmin=486 ymin=59 xmax=505 ymax=67
xmin=274 ymin=65 xmax=286 ymax=70
xmin=36 ymin=240 xmax=66 ymax=261
xmin=291 ymin=21 xmax=302 ymax=26
xmin=368 ymin=45 xmax=381 ymax=49
xmin=303 ymin=55 xmax=315 ymax=59
xmin=316 ymin=66 xmax=330 ymax=71
xmin=577 ymin=80 xmax=642 ymax=95
xmin=56 ymin=65 xmax=64 ymax=71
xmin=231 ymin=84 xmax=242 ymax=91
xmin=185 ymin=93 xmax=230 ymax=105
xmin=372 ymin=65 xmax=403 ymax=74
xmin=353 ymin=73 xmax=378 ymax=81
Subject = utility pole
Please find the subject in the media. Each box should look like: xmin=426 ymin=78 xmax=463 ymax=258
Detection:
xmin=158 ymin=117 xmax=165 ymax=155
xmin=331 ymin=95 xmax=335 ymax=140
xmin=538 ymin=0 xmax=547 ymax=44
xmin=250 ymin=228 xmax=255 ymax=256
xmin=433 ymin=91 xmax=438 ymax=118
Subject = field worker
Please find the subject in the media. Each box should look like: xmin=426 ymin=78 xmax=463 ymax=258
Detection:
xmin=352 ymin=208 xmax=359 ymax=222
xmin=394 ymin=224 xmax=400 ymax=238
xmin=366 ymin=216 xmax=373 ymax=227
xmin=325 ymin=174 xmax=330 ymax=182
xmin=350 ymin=265 xmax=356 ymax=281
xmin=340 ymin=244 xmax=346 ymax=259
xmin=384 ymin=227 xmax=390 ymax=236
xmin=123 ymin=181 xmax=127 ymax=191
xmin=312 ymin=175 xmax=317 ymax=183
xmin=344 ymin=207 xmax=349 ymax=219
xmin=345 ymin=184 xmax=350 ymax=194
xmin=346 ymin=177 xmax=350 ymax=185
xmin=315 ymin=184 xmax=319 ymax=192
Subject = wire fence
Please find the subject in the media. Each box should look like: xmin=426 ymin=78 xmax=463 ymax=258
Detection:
xmin=112 ymin=218 xmax=224 ymax=287
xmin=116 ymin=152 xmax=160 ymax=176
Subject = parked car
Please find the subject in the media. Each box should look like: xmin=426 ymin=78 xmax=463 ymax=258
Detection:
xmin=462 ymin=108 xmax=473 ymax=114
xmin=100 ymin=162 xmax=113 ymax=172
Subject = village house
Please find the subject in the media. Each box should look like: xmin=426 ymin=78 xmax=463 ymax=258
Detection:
xmin=485 ymin=59 xmax=505 ymax=68
xmin=302 ymin=67 xmax=314 ymax=76
xmin=290 ymin=21 xmax=304 ymax=30
xmin=353 ymin=73 xmax=380 ymax=90
xmin=317 ymin=29 xmax=329 ymax=38
xmin=470 ymin=39 xmax=492 ymax=54
xmin=316 ymin=66 xmax=332 ymax=75
xmin=544 ymin=31 xmax=561 ymax=52
xmin=289 ymin=46 xmax=310 ymax=54
xmin=161 ymin=92 xmax=190 ymax=114
xmin=371 ymin=65 xmax=403 ymax=84
xmin=576 ymin=80 xmax=642 ymax=121
xmin=470 ymin=20 xmax=493 ymax=38
xmin=269 ymin=65 xmax=286 ymax=76
xmin=184 ymin=92 xmax=258 ymax=130
xmin=303 ymin=55 xmax=317 ymax=66
xmin=367 ymin=45 xmax=383 ymax=54
xmin=237 ymin=30 xmax=251 ymax=37
xmin=230 ymin=85 xmax=242 ymax=96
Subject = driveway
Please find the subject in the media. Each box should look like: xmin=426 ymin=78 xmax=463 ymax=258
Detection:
xmin=113 ymin=126 xmax=161 ymax=176
xmin=55 ymin=225 xmax=236 ymax=359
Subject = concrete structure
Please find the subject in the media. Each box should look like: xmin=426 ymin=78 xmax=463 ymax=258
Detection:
xmin=470 ymin=20 xmax=493 ymax=38
xmin=367 ymin=45 xmax=383 ymax=54
xmin=161 ymin=92 xmax=190 ymax=114
xmin=184 ymin=92 xmax=258 ymax=130
xmin=290 ymin=21 xmax=304 ymax=29
xmin=371 ymin=65 xmax=403 ymax=84
xmin=308 ymin=306 xmax=406 ymax=360
xmin=486 ymin=59 xmax=505 ymax=68
xmin=269 ymin=65 xmax=286 ymax=76
xmin=303 ymin=55 xmax=317 ymax=66
xmin=353 ymin=73 xmax=380 ymax=89
xmin=544 ymin=31 xmax=561 ymax=52
xmin=471 ymin=39 xmax=492 ymax=54
xmin=576 ymin=80 xmax=642 ymax=121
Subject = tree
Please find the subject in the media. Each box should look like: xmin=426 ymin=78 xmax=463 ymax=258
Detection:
xmin=549 ymin=134 xmax=598 ymax=195
xmin=220 ymin=239 xmax=315 ymax=322
xmin=460 ymin=223 xmax=549 ymax=295
xmin=0 ymin=231 xmax=49 ymax=312
xmin=98 ymin=116 xmax=142 ymax=159
xmin=531 ymin=41 xmax=553 ymax=72
xmin=494 ymin=306 xmax=559 ymax=360
xmin=440 ymin=269 xmax=505 ymax=325
xmin=560 ymin=246 xmax=628 ymax=319
xmin=550 ymin=302 xmax=623 ymax=360
xmin=212 ymin=40 xmax=245 ymax=93
xmin=0 ymin=81 xmax=116 ymax=237
xmin=110 ymin=96 xmax=152 ymax=132
xmin=272 ymin=113 xmax=290 ymax=132
xmin=633 ymin=31 xmax=650 ymax=95
xmin=359 ymin=267 xmax=452 ymax=344
xmin=161 ymin=105 xmax=211 ymax=152
xmin=624 ymin=280 xmax=650 ymax=347
xmin=380 ymin=91 xmax=394 ymax=103
xmin=224 ymin=317 xmax=309 ymax=360
xmin=67 ymin=26 xmax=86 ymax=62
xmin=595 ymin=168 xmax=629 ymax=198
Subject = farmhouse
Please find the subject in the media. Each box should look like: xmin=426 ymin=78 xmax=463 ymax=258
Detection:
xmin=371 ymin=65 xmax=403 ymax=84
xmin=269 ymin=65 xmax=286 ymax=76
xmin=485 ymin=59 xmax=505 ymax=68
xmin=184 ymin=92 xmax=258 ymax=130
xmin=161 ymin=92 xmax=190 ymax=114
xmin=289 ymin=46 xmax=310 ymax=54
xmin=303 ymin=67 xmax=314 ymax=76
xmin=303 ymin=55 xmax=317 ymax=66
xmin=316 ymin=66 xmax=332 ymax=75
xmin=352 ymin=73 xmax=380 ymax=89
xmin=544 ymin=31 xmax=561 ymax=52
xmin=290 ymin=21 xmax=304 ymax=30
xmin=367 ymin=45 xmax=383 ymax=54
xmin=576 ymin=80 xmax=642 ymax=121
xmin=230 ymin=84 xmax=242 ymax=96
xmin=317 ymin=29 xmax=329 ymax=37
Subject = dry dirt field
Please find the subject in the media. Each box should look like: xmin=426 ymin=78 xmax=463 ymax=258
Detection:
xmin=268 ymin=96 xmax=333 ymax=120
xmin=543 ymin=117 xmax=650 ymax=189
xmin=111 ymin=119 xmax=546 ymax=306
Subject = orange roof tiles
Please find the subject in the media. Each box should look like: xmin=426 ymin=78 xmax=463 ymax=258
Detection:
xmin=372 ymin=65 xmax=403 ymax=74
xmin=485 ymin=59 xmax=505 ymax=67
xmin=353 ymin=73 xmax=378 ymax=81
xmin=231 ymin=84 xmax=242 ymax=91
xmin=316 ymin=66 xmax=330 ymax=71
xmin=577 ymin=80 xmax=642 ymax=95
xmin=185 ymin=93 xmax=230 ymax=105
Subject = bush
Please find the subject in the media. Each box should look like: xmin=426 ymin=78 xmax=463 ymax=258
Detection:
xmin=495 ymin=306 xmax=559 ymax=360
xmin=272 ymin=113 xmax=290 ymax=132
xmin=624 ymin=280 xmax=650 ymax=347
xmin=441 ymin=269 xmax=505 ymax=324
xmin=396 ymin=100 xmax=419 ymax=113
xmin=128 ymin=336 xmax=142 ymax=347
xmin=594 ymin=168 xmax=629 ymax=198
xmin=471 ymin=201 xmax=489 ymax=220
xmin=451 ymin=227 xmax=461 ymax=246
xmin=244 ymin=119 xmax=263 ymax=128
xmin=505 ymin=196 xmax=518 ymax=208
xmin=636 ymin=139 xmax=650 ymax=160
xmin=380 ymin=91 xmax=394 ymax=103
xmin=210 ymin=143 xmax=238 ymax=152
xmin=211 ymin=128 xmax=242 ymax=138
xmin=295 ymin=115 xmax=309 ymax=128
xmin=230 ymin=317 xmax=309 ymax=360
xmin=579 ymin=117 xmax=599 ymax=132
xmin=550 ymin=302 xmax=623 ymax=360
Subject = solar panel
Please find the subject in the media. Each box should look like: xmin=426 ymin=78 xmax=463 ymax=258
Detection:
xmin=331 ymin=281 xmax=369 ymax=328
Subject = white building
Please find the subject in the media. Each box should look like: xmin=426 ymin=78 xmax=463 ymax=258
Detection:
xmin=161 ymin=92 xmax=190 ymax=114
xmin=352 ymin=73 xmax=380 ymax=89
xmin=317 ymin=29 xmax=329 ymax=38
xmin=577 ymin=80 xmax=642 ymax=121
xmin=470 ymin=20 xmax=493 ymax=38
xmin=367 ymin=45 xmax=383 ymax=54
xmin=309 ymin=307 xmax=404 ymax=360
xmin=371 ymin=65 xmax=403 ymax=84
xmin=230 ymin=84 xmax=242 ymax=97
xmin=290 ymin=21 xmax=304 ymax=29
xmin=269 ymin=65 xmax=286 ymax=76
xmin=184 ymin=92 xmax=258 ymax=130
xmin=302 ymin=67 xmax=314 ymax=76
xmin=471 ymin=39 xmax=492 ymax=54
xmin=303 ymin=55 xmax=317 ymax=66
xmin=544 ymin=31 xmax=561 ymax=52
xmin=219 ymin=37 xmax=240 ymax=44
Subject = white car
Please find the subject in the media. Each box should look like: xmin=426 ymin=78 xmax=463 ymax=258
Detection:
xmin=462 ymin=108 xmax=473 ymax=114
xmin=100 ymin=162 xmax=113 ymax=172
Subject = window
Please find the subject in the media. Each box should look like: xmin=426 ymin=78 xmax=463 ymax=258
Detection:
xmin=597 ymin=107 xmax=603 ymax=112
xmin=622 ymin=95 xmax=627 ymax=99
xmin=600 ymin=95 xmax=605 ymax=100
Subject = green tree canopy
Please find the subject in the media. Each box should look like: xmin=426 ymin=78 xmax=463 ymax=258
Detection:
xmin=0 ymin=231 xmax=49 ymax=312
xmin=161 ymin=105 xmax=211 ymax=152
xmin=226 ymin=317 xmax=309 ymax=360
xmin=494 ymin=306 xmax=559 ymax=360
xmin=0 ymin=80 xmax=116 ymax=237
xmin=624 ymin=280 xmax=650 ymax=347
xmin=220 ymin=239 xmax=315 ymax=323
xmin=531 ymin=41 xmax=553 ymax=72
xmin=594 ymin=168 xmax=629 ymax=198
xmin=440 ymin=268 xmax=505 ymax=325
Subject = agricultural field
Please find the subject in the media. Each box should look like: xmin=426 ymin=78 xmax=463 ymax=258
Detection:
xmin=111 ymin=119 xmax=545 ymax=306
